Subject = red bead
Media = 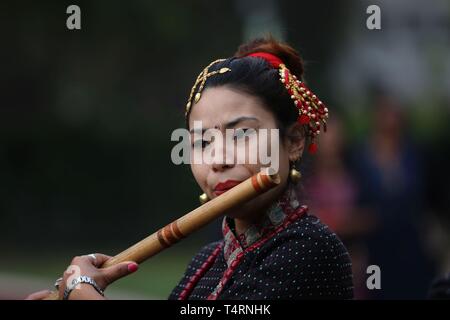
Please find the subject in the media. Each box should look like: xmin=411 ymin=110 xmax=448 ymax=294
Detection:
xmin=195 ymin=269 xmax=203 ymax=277
xmin=284 ymin=70 xmax=289 ymax=82
xmin=308 ymin=143 xmax=318 ymax=154
xmin=224 ymin=269 xmax=233 ymax=278
xmin=298 ymin=114 xmax=310 ymax=125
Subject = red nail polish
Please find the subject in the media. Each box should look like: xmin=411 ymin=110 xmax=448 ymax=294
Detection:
xmin=127 ymin=263 xmax=138 ymax=273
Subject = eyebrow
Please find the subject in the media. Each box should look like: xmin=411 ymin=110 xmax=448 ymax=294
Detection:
xmin=189 ymin=116 xmax=259 ymax=134
xmin=224 ymin=116 xmax=259 ymax=129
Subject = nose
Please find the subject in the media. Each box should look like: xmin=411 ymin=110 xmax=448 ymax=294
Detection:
xmin=211 ymin=161 xmax=234 ymax=172
xmin=210 ymin=142 xmax=235 ymax=172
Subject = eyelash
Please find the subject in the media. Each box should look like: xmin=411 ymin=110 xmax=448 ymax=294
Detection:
xmin=192 ymin=128 xmax=254 ymax=150
xmin=233 ymin=128 xmax=253 ymax=140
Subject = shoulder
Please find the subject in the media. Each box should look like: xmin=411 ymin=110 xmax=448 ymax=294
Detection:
xmin=248 ymin=213 xmax=354 ymax=298
xmin=258 ymin=213 xmax=349 ymax=257
xmin=291 ymin=213 xmax=347 ymax=250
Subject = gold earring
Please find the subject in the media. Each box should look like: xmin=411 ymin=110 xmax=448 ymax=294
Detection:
xmin=289 ymin=164 xmax=302 ymax=184
xmin=199 ymin=193 xmax=209 ymax=205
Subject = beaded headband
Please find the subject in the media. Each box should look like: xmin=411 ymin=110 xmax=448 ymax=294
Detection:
xmin=184 ymin=53 xmax=329 ymax=154
xmin=185 ymin=59 xmax=231 ymax=117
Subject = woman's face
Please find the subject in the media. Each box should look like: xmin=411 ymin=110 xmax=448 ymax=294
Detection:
xmin=188 ymin=86 xmax=304 ymax=219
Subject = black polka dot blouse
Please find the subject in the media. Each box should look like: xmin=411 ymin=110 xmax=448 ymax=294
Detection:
xmin=169 ymin=185 xmax=354 ymax=300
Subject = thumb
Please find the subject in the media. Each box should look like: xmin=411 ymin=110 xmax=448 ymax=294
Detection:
xmin=102 ymin=261 xmax=139 ymax=287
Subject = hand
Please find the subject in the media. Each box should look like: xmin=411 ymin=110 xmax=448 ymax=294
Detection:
xmin=25 ymin=290 xmax=53 ymax=300
xmin=57 ymin=253 xmax=139 ymax=299
xmin=25 ymin=253 xmax=139 ymax=300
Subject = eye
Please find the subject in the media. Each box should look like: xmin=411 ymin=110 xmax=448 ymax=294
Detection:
xmin=192 ymin=139 xmax=210 ymax=149
xmin=233 ymin=128 xmax=255 ymax=140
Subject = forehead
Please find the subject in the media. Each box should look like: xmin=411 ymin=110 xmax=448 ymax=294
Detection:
xmin=188 ymin=86 xmax=273 ymax=129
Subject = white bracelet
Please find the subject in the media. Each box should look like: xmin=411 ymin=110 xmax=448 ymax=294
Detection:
xmin=63 ymin=275 xmax=104 ymax=300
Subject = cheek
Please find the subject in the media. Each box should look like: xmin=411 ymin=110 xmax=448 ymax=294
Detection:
xmin=277 ymin=145 xmax=290 ymax=181
xmin=278 ymin=159 xmax=290 ymax=185
xmin=190 ymin=164 xmax=208 ymax=189
xmin=239 ymin=163 xmax=259 ymax=177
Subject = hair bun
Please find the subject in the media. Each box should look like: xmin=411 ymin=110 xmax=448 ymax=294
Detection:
xmin=234 ymin=35 xmax=305 ymax=79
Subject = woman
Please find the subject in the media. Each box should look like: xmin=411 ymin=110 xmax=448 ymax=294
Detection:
xmin=26 ymin=37 xmax=353 ymax=300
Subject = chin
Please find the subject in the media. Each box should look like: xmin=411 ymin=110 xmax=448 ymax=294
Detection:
xmin=223 ymin=199 xmax=262 ymax=220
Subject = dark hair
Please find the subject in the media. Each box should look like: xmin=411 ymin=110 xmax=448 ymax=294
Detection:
xmin=186 ymin=36 xmax=306 ymax=139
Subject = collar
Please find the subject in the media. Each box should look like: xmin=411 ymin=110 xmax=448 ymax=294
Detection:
xmin=221 ymin=183 xmax=307 ymax=267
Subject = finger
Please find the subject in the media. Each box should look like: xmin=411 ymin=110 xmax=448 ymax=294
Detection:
xmin=25 ymin=290 xmax=52 ymax=300
xmin=101 ymin=261 xmax=139 ymax=287
xmin=71 ymin=253 xmax=110 ymax=268
xmin=59 ymin=275 xmax=66 ymax=299
xmin=85 ymin=253 xmax=112 ymax=267
xmin=54 ymin=277 xmax=63 ymax=289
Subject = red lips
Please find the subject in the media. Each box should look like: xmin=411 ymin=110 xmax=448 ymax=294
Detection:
xmin=213 ymin=180 xmax=242 ymax=196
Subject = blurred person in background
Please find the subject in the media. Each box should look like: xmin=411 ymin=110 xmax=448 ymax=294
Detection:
xmin=351 ymin=94 xmax=435 ymax=299
xmin=305 ymin=116 xmax=375 ymax=299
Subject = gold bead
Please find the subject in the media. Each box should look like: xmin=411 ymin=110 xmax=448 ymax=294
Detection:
xmin=199 ymin=193 xmax=209 ymax=205
xmin=194 ymin=92 xmax=201 ymax=103
xmin=289 ymin=167 xmax=302 ymax=184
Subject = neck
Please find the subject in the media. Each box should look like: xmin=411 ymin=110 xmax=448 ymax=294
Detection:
xmin=232 ymin=182 xmax=289 ymax=236
xmin=233 ymin=209 xmax=265 ymax=236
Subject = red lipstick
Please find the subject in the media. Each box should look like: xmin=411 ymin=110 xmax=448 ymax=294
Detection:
xmin=213 ymin=180 xmax=242 ymax=196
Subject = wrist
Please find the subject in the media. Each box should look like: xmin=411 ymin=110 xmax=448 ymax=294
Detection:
xmin=68 ymin=283 xmax=105 ymax=300
xmin=63 ymin=275 xmax=105 ymax=300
